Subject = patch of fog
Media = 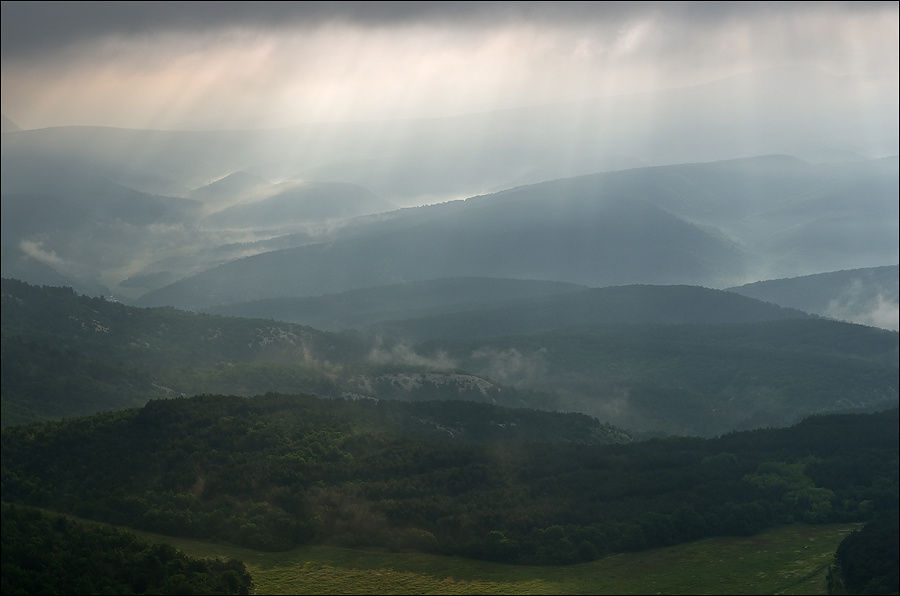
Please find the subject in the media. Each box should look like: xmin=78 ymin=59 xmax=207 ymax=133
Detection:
xmin=827 ymin=292 xmax=900 ymax=331
xmin=825 ymin=277 xmax=900 ymax=331
xmin=588 ymin=390 xmax=633 ymax=421
xmin=19 ymin=239 xmax=65 ymax=268
xmin=367 ymin=341 xmax=456 ymax=370
xmin=469 ymin=346 xmax=549 ymax=385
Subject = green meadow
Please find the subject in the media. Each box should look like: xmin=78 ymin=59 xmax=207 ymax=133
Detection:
xmin=123 ymin=523 xmax=855 ymax=595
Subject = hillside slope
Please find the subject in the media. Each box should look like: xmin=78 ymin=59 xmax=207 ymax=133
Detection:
xmin=729 ymin=265 xmax=899 ymax=331
xmin=138 ymin=189 xmax=746 ymax=309
xmin=4 ymin=278 xmax=897 ymax=435
xmin=205 ymin=277 xmax=587 ymax=331
xmin=369 ymin=284 xmax=811 ymax=341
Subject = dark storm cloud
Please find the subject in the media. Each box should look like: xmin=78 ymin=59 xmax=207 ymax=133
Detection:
xmin=0 ymin=2 xmax=564 ymax=58
xmin=3 ymin=1 xmax=861 ymax=60
xmin=2 ymin=1 xmax=896 ymax=130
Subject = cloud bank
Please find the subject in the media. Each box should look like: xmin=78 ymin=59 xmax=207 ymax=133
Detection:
xmin=2 ymin=2 xmax=896 ymax=130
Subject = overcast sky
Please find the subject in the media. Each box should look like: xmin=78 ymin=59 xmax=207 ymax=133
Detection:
xmin=1 ymin=1 xmax=897 ymax=130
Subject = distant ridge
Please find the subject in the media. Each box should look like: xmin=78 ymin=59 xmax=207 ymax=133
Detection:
xmin=205 ymin=277 xmax=587 ymax=331
xmin=4 ymin=278 xmax=897 ymax=436
xmin=369 ymin=284 xmax=812 ymax=340
xmin=187 ymin=170 xmax=271 ymax=207
xmin=138 ymin=176 xmax=746 ymax=308
xmin=203 ymin=181 xmax=395 ymax=227
xmin=137 ymin=154 xmax=897 ymax=309
xmin=729 ymin=265 xmax=899 ymax=331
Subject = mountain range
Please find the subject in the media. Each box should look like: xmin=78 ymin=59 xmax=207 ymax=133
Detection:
xmin=135 ymin=155 xmax=897 ymax=309
xmin=729 ymin=265 xmax=899 ymax=331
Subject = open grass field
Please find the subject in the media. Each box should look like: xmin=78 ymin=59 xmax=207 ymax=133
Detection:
xmin=114 ymin=522 xmax=856 ymax=595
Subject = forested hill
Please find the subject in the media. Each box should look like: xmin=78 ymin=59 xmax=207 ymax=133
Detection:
xmin=135 ymin=182 xmax=747 ymax=309
xmin=728 ymin=265 xmax=899 ymax=331
xmin=135 ymin=155 xmax=898 ymax=310
xmin=367 ymin=284 xmax=811 ymax=341
xmin=205 ymin=277 xmax=588 ymax=331
xmin=0 ymin=277 xmax=368 ymax=426
xmin=2 ymin=395 xmax=896 ymax=564
xmin=207 ymin=281 xmax=808 ymax=337
xmin=0 ymin=503 xmax=253 ymax=595
xmin=3 ymin=277 xmax=898 ymax=436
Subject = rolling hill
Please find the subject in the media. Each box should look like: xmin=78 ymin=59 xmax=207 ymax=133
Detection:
xmin=137 ymin=155 xmax=898 ymax=310
xmin=4 ymin=278 xmax=897 ymax=436
xmin=729 ymin=265 xmax=899 ymax=331
xmin=2 ymin=395 xmax=896 ymax=563
xmin=138 ymin=187 xmax=748 ymax=309
xmin=416 ymin=319 xmax=898 ymax=436
xmin=367 ymin=284 xmax=812 ymax=341
xmin=203 ymin=181 xmax=395 ymax=228
xmin=205 ymin=277 xmax=587 ymax=331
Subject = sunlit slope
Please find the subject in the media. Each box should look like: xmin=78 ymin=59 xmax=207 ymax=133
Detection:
xmin=729 ymin=265 xmax=900 ymax=331
xmin=203 ymin=181 xmax=395 ymax=228
xmin=187 ymin=170 xmax=273 ymax=207
xmin=206 ymin=277 xmax=587 ymax=331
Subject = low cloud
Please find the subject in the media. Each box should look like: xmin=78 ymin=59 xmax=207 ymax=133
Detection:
xmin=827 ymin=292 xmax=900 ymax=331
xmin=470 ymin=346 xmax=549 ymax=385
xmin=19 ymin=239 xmax=65 ymax=268
xmin=825 ymin=278 xmax=900 ymax=331
xmin=368 ymin=341 xmax=456 ymax=370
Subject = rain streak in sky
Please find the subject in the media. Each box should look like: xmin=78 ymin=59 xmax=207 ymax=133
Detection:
xmin=2 ymin=1 xmax=897 ymax=131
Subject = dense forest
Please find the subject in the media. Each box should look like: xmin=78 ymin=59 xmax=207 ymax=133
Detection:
xmin=0 ymin=503 xmax=252 ymax=595
xmin=827 ymin=508 xmax=899 ymax=595
xmin=2 ymin=394 xmax=896 ymax=566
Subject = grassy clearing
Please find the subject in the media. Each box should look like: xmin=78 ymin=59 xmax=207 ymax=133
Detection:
xmin=110 ymin=523 xmax=854 ymax=595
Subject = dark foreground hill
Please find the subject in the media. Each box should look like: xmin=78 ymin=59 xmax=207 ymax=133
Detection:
xmin=0 ymin=503 xmax=252 ymax=595
xmin=828 ymin=508 xmax=900 ymax=595
xmin=2 ymin=395 xmax=896 ymax=564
